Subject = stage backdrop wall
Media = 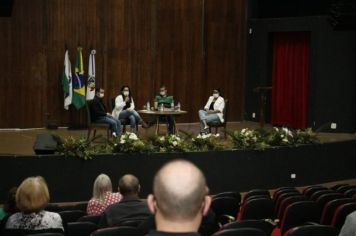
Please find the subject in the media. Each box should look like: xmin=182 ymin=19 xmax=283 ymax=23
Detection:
xmin=0 ymin=0 xmax=247 ymax=128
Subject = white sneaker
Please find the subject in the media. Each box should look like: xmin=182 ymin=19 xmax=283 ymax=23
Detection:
xmin=112 ymin=132 xmax=117 ymax=137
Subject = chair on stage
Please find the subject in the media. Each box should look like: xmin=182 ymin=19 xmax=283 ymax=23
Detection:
xmin=86 ymin=101 xmax=111 ymax=140
xmin=208 ymin=99 xmax=228 ymax=138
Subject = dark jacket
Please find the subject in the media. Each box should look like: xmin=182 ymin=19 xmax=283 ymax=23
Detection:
xmin=90 ymin=96 xmax=107 ymax=122
xmin=99 ymin=196 xmax=151 ymax=228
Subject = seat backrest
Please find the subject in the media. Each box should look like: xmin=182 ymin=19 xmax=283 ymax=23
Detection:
xmin=345 ymin=189 xmax=356 ymax=198
xmin=337 ymin=185 xmax=356 ymax=194
xmin=211 ymin=197 xmax=240 ymax=218
xmin=223 ymin=219 xmax=275 ymax=236
xmin=278 ymin=195 xmax=308 ymax=220
xmin=240 ymin=198 xmax=275 ymax=220
xmin=310 ymin=189 xmax=335 ymax=202
xmin=215 ymin=228 xmax=267 ymax=236
xmin=67 ymin=222 xmax=98 ymax=236
xmin=316 ymin=193 xmax=344 ymax=213
xmin=331 ymin=184 xmax=349 ymax=191
xmin=284 ymin=225 xmax=338 ymax=236
xmin=273 ymin=188 xmax=299 ymax=203
xmin=275 ymin=192 xmax=302 ymax=216
xmin=280 ymin=201 xmax=320 ymax=235
xmin=331 ymin=202 xmax=356 ymax=230
xmin=213 ymin=191 xmax=241 ymax=203
xmin=303 ymin=186 xmax=328 ymax=198
xmin=59 ymin=210 xmax=87 ymax=224
xmin=243 ymin=189 xmax=270 ymax=203
xmin=91 ymin=226 xmax=141 ymax=236
xmin=320 ymin=198 xmax=354 ymax=225
xmin=77 ymin=214 xmax=101 ymax=225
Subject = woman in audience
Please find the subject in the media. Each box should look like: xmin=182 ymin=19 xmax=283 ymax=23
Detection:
xmin=5 ymin=176 xmax=63 ymax=231
xmin=0 ymin=187 xmax=18 ymax=221
xmin=112 ymin=85 xmax=148 ymax=133
xmin=87 ymin=174 xmax=122 ymax=215
xmin=198 ymin=89 xmax=225 ymax=134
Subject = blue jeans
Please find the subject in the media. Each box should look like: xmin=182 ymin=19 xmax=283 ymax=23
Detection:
xmin=119 ymin=110 xmax=142 ymax=129
xmin=198 ymin=110 xmax=220 ymax=132
xmin=96 ymin=116 xmax=122 ymax=136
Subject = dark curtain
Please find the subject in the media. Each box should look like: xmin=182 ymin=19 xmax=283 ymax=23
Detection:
xmin=271 ymin=32 xmax=310 ymax=129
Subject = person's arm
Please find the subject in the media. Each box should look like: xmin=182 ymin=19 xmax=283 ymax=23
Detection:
xmin=115 ymin=95 xmax=126 ymax=110
xmin=204 ymin=97 xmax=212 ymax=111
xmin=129 ymin=97 xmax=135 ymax=110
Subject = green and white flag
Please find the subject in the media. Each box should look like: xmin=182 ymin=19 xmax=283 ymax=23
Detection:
xmin=86 ymin=49 xmax=96 ymax=100
xmin=62 ymin=50 xmax=72 ymax=110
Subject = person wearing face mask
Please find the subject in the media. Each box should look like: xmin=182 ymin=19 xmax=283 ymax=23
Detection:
xmin=198 ymin=89 xmax=225 ymax=134
xmin=112 ymin=86 xmax=148 ymax=133
xmin=90 ymin=88 xmax=122 ymax=137
xmin=154 ymin=85 xmax=175 ymax=134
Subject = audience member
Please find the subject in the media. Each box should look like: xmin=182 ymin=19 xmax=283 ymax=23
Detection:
xmin=339 ymin=210 xmax=356 ymax=236
xmin=0 ymin=187 xmax=18 ymax=221
xmin=87 ymin=174 xmax=122 ymax=215
xmin=147 ymin=159 xmax=211 ymax=235
xmin=99 ymin=174 xmax=151 ymax=227
xmin=5 ymin=176 xmax=63 ymax=231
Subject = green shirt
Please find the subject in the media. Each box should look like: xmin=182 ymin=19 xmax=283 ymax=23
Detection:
xmin=155 ymin=95 xmax=173 ymax=107
xmin=0 ymin=208 xmax=7 ymax=220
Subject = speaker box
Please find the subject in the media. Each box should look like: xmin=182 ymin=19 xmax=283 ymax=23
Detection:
xmin=33 ymin=134 xmax=58 ymax=155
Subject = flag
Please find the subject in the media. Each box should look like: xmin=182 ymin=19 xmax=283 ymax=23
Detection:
xmin=86 ymin=49 xmax=96 ymax=100
xmin=72 ymin=47 xmax=86 ymax=109
xmin=62 ymin=50 xmax=72 ymax=110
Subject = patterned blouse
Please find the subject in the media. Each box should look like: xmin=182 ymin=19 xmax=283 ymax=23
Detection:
xmin=5 ymin=210 xmax=63 ymax=231
xmin=87 ymin=192 xmax=122 ymax=215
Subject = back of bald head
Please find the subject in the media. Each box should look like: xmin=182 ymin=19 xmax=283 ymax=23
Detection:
xmin=153 ymin=159 xmax=207 ymax=221
xmin=119 ymin=174 xmax=140 ymax=196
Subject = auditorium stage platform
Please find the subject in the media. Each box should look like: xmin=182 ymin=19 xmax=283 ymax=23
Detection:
xmin=0 ymin=122 xmax=355 ymax=203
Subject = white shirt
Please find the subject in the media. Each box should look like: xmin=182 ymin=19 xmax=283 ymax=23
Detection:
xmin=112 ymin=94 xmax=135 ymax=119
xmin=204 ymin=96 xmax=225 ymax=123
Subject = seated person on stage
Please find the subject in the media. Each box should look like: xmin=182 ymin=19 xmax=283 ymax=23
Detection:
xmin=99 ymin=174 xmax=151 ymax=228
xmin=198 ymin=89 xmax=225 ymax=134
xmin=154 ymin=85 xmax=175 ymax=134
xmin=90 ymin=88 xmax=122 ymax=137
xmin=86 ymin=174 xmax=122 ymax=215
xmin=112 ymin=85 xmax=148 ymax=133
xmin=5 ymin=176 xmax=64 ymax=232
xmin=146 ymin=159 xmax=212 ymax=236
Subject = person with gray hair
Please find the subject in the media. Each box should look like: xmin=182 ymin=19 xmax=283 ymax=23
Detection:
xmin=147 ymin=159 xmax=211 ymax=236
xmin=86 ymin=174 xmax=122 ymax=215
xmin=99 ymin=174 xmax=151 ymax=228
xmin=339 ymin=211 xmax=356 ymax=236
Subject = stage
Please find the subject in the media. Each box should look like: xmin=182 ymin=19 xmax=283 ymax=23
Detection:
xmin=0 ymin=122 xmax=355 ymax=203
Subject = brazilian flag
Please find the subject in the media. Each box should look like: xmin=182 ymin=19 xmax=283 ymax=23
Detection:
xmin=72 ymin=47 xmax=86 ymax=109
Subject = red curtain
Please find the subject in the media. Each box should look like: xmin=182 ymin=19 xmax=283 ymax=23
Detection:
xmin=271 ymin=32 xmax=310 ymax=129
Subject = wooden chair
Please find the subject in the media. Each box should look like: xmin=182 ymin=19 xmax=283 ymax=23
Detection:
xmin=208 ymin=99 xmax=228 ymax=138
xmin=86 ymin=101 xmax=111 ymax=140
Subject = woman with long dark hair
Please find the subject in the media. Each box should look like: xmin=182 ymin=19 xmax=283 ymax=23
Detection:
xmin=112 ymin=85 xmax=148 ymax=132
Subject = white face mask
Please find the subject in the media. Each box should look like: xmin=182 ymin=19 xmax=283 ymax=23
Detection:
xmin=160 ymin=91 xmax=166 ymax=96
xmin=99 ymin=93 xmax=104 ymax=98
xmin=213 ymin=93 xmax=219 ymax=98
xmin=123 ymin=91 xmax=129 ymax=96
